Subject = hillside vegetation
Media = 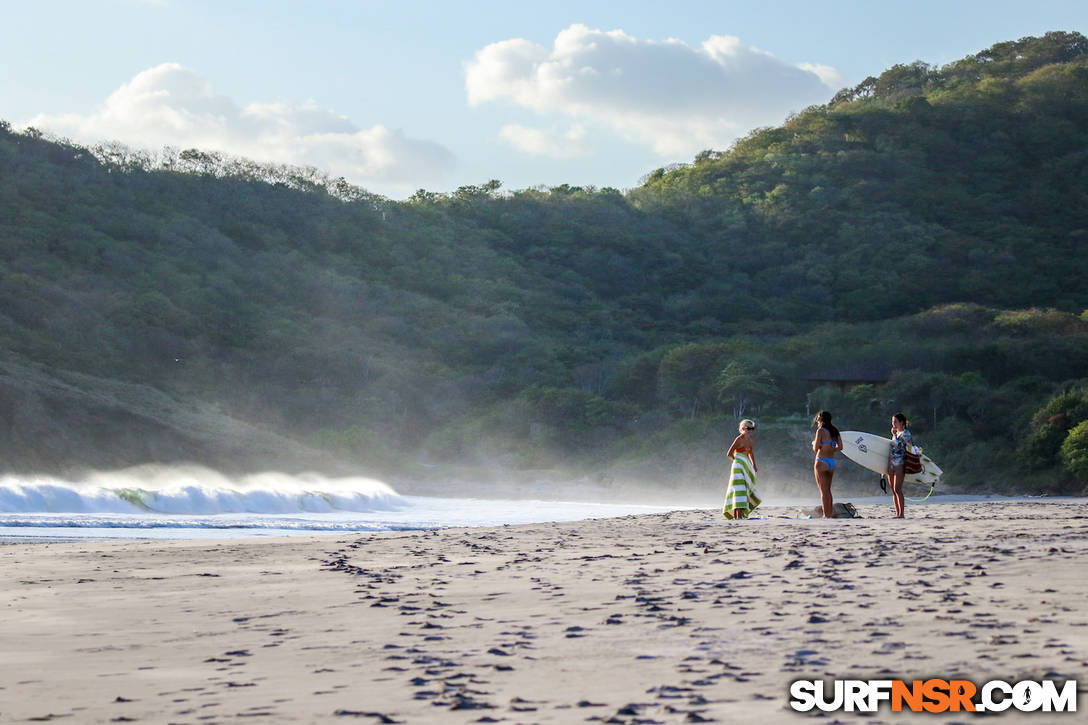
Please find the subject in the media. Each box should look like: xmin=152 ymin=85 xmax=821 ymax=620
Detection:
xmin=1 ymin=32 xmax=1086 ymax=495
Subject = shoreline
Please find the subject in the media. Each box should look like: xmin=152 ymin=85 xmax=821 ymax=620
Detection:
xmin=1 ymin=500 xmax=1086 ymax=723
xmin=3 ymin=494 xmax=1085 ymax=543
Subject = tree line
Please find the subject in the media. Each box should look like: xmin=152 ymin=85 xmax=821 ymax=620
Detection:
xmin=0 ymin=31 xmax=1086 ymax=493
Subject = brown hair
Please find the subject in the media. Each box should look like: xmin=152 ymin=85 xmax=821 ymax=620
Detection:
xmin=814 ymin=410 xmax=840 ymax=439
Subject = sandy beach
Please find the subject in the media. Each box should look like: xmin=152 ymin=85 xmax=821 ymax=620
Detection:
xmin=2 ymin=499 xmax=1086 ymax=723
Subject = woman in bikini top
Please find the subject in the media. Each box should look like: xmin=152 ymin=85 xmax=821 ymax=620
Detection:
xmin=814 ymin=435 xmax=839 ymax=469
xmin=812 ymin=410 xmax=843 ymax=518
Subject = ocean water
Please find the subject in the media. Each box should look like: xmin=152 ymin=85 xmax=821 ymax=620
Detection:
xmin=4 ymin=467 xmax=1061 ymax=541
xmin=0 ymin=467 xmax=678 ymax=539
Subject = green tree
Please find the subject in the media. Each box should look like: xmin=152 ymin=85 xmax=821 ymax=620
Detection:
xmin=657 ymin=343 xmax=730 ymax=418
xmin=1019 ymin=386 xmax=1088 ymax=468
xmin=1059 ymin=420 xmax=1088 ymax=486
xmin=713 ymin=361 xmax=778 ymax=419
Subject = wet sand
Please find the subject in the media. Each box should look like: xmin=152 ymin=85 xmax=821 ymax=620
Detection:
xmin=1 ymin=500 xmax=1086 ymax=723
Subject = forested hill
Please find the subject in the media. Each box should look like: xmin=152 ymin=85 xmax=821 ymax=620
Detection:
xmin=629 ymin=30 xmax=1088 ymax=321
xmin=1 ymin=31 xmax=1087 ymax=495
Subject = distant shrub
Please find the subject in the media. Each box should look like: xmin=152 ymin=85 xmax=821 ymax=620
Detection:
xmin=1019 ymin=386 xmax=1088 ymax=467
xmin=906 ymin=303 xmax=995 ymax=334
xmin=993 ymin=308 xmax=1086 ymax=335
xmin=1059 ymin=420 xmax=1088 ymax=485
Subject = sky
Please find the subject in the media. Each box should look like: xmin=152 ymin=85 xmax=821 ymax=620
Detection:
xmin=3 ymin=1 xmax=1085 ymax=199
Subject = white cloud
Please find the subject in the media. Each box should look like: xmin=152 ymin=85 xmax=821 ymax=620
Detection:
xmin=797 ymin=62 xmax=849 ymax=91
xmin=498 ymin=123 xmax=589 ymax=158
xmin=466 ymin=24 xmax=842 ymax=157
xmin=25 ymin=63 xmax=455 ymax=195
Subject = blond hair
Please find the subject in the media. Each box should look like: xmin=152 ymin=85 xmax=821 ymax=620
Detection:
xmin=739 ymin=419 xmax=756 ymax=433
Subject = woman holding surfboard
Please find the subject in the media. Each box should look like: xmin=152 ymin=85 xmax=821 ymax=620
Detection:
xmin=812 ymin=411 xmax=842 ymax=518
xmin=888 ymin=413 xmax=913 ymax=518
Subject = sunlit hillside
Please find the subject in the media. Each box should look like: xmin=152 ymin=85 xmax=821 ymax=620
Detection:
xmin=1 ymin=32 xmax=1086 ymax=495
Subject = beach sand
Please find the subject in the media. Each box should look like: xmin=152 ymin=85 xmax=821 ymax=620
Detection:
xmin=1 ymin=500 xmax=1086 ymax=723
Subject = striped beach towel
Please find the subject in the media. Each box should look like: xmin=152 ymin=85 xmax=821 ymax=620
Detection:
xmin=723 ymin=451 xmax=761 ymax=519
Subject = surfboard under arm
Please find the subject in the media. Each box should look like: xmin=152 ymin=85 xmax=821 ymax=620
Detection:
xmin=839 ymin=430 xmax=942 ymax=487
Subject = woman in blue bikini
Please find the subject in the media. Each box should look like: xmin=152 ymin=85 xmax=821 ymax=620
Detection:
xmin=812 ymin=410 xmax=843 ymax=518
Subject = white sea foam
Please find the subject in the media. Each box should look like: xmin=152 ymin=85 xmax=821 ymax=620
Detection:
xmin=0 ymin=466 xmax=681 ymax=538
xmin=0 ymin=495 xmax=678 ymax=539
xmin=0 ymin=465 xmax=402 ymax=515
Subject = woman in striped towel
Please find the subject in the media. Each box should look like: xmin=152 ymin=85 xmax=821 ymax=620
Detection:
xmin=724 ymin=419 xmax=762 ymax=519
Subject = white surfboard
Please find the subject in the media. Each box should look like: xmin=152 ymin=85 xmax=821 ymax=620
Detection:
xmin=839 ymin=430 xmax=942 ymax=487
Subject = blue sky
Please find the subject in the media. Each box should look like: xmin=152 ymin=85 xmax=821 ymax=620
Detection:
xmin=3 ymin=0 xmax=1085 ymax=198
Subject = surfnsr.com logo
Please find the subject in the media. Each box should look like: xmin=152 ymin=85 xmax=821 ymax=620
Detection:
xmin=789 ymin=679 xmax=1078 ymax=714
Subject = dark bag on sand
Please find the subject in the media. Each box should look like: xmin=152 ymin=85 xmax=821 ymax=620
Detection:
xmin=809 ymin=502 xmax=861 ymax=518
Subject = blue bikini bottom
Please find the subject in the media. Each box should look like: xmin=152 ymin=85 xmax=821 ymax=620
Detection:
xmin=815 ymin=456 xmax=836 ymax=470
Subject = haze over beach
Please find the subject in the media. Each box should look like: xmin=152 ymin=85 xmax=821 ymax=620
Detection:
xmin=2 ymin=1 xmax=1088 ymax=722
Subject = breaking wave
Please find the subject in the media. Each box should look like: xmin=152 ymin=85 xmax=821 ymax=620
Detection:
xmin=0 ymin=465 xmax=403 ymax=515
xmin=0 ymin=466 xmax=682 ymax=538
